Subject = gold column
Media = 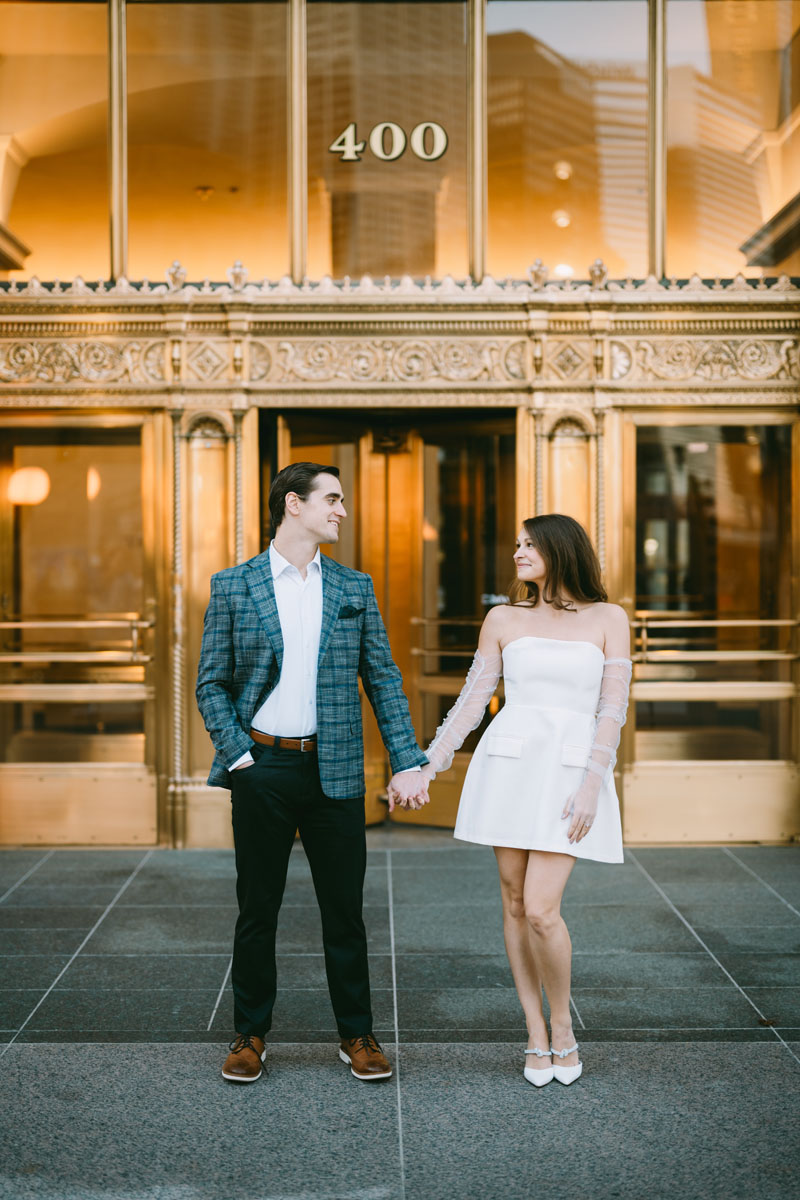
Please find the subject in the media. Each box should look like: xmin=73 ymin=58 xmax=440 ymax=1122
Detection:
xmin=534 ymin=406 xmax=545 ymax=515
xmin=289 ymin=0 xmax=308 ymax=284
xmin=648 ymin=0 xmax=667 ymax=279
xmin=233 ymin=411 xmax=244 ymax=564
xmin=108 ymin=0 xmax=128 ymax=280
xmin=468 ymin=0 xmax=487 ymax=281
xmin=594 ymin=409 xmax=606 ymax=571
xmin=186 ymin=417 xmax=233 ymax=784
xmin=515 ymin=406 xmax=536 ymax=526
xmin=169 ymin=411 xmax=185 ymax=848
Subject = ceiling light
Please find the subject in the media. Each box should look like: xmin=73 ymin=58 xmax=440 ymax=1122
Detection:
xmin=87 ymin=466 xmax=101 ymax=501
xmin=8 ymin=466 xmax=50 ymax=506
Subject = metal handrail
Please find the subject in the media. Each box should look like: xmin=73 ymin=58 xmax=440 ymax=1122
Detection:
xmin=410 ymin=617 xmax=484 ymax=627
xmin=633 ymin=616 xmax=796 ymax=664
xmin=633 ymin=618 xmax=796 ymax=629
xmin=0 ymin=652 xmax=151 ymax=664
xmin=0 ymin=618 xmax=152 ymax=630
xmin=0 ymin=616 xmax=153 ymax=667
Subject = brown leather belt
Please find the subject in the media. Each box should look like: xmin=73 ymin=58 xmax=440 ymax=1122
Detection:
xmin=250 ymin=728 xmax=317 ymax=752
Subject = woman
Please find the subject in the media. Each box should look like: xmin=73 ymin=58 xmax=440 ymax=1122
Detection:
xmin=421 ymin=514 xmax=631 ymax=1087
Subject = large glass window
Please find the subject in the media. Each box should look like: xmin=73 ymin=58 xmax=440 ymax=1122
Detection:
xmin=307 ymin=0 xmax=468 ymax=279
xmin=417 ymin=420 xmax=517 ymax=752
xmin=666 ymin=0 xmax=800 ymax=278
xmin=0 ymin=427 xmax=148 ymax=764
xmin=635 ymin=423 xmax=793 ymax=761
xmin=487 ymin=0 xmax=648 ymax=280
xmin=127 ymin=1 xmax=289 ymax=281
xmin=0 ymin=2 xmax=108 ymax=281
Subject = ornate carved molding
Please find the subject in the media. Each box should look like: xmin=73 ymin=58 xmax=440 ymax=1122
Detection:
xmin=2 ymin=267 xmax=798 ymax=303
xmin=248 ymin=390 xmax=523 ymax=408
xmin=609 ymin=338 xmax=799 ymax=382
xmin=0 ymin=339 xmax=166 ymax=384
xmin=185 ymin=340 xmax=230 ymax=383
xmin=0 ymin=286 xmax=797 ymax=408
xmin=594 ymin=388 xmax=799 ymax=407
xmin=257 ymin=338 xmax=528 ymax=384
xmin=545 ymin=340 xmax=594 ymax=381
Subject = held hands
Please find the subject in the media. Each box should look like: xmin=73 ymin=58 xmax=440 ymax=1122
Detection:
xmin=562 ymin=773 xmax=600 ymax=844
xmin=387 ymin=769 xmax=430 ymax=813
xmin=421 ymin=763 xmax=436 ymax=788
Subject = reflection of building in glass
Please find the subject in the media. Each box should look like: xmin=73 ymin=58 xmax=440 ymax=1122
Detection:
xmin=667 ymin=64 xmax=764 ymax=278
xmin=487 ymin=31 xmax=647 ymax=278
xmin=668 ymin=1 xmax=799 ymax=276
xmin=307 ymin=2 xmax=467 ymax=279
xmin=590 ymin=66 xmax=648 ymax=276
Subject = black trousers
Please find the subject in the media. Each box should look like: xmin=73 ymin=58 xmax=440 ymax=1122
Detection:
xmin=229 ymin=740 xmax=372 ymax=1039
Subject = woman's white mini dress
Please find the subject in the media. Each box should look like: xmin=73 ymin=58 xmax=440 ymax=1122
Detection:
xmin=453 ymin=637 xmax=624 ymax=863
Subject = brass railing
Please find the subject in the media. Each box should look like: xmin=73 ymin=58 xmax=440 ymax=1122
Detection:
xmin=0 ymin=617 xmax=154 ymax=702
xmin=407 ymin=615 xmax=798 ymax=702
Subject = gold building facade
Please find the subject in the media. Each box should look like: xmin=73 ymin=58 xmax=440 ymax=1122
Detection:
xmin=0 ymin=0 xmax=798 ymax=848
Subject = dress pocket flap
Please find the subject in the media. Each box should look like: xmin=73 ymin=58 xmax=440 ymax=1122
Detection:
xmin=487 ymin=735 xmax=523 ymax=758
xmin=561 ymin=743 xmax=590 ymax=768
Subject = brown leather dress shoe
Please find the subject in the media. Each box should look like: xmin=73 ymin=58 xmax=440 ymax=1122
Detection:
xmin=339 ymin=1033 xmax=393 ymax=1081
xmin=221 ymin=1034 xmax=266 ymax=1083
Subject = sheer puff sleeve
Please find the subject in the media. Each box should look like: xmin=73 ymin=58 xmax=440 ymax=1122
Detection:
xmin=424 ymin=649 xmax=502 ymax=778
xmin=567 ymin=657 xmax=632 ymax=813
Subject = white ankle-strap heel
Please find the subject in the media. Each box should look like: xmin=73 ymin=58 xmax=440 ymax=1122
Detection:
xmin=550 ymin=1043 xmax=582 ymax=1085
xmin=523 ymin=1047 xmax=554 ymax=1088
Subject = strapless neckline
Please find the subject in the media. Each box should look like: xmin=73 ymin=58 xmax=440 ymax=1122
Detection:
xmin=502 ymin=635 xmax=604 ymax=657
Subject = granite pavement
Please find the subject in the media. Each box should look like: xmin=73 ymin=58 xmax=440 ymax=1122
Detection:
xmin=1 ymin=832 xmax=798 ymax=1200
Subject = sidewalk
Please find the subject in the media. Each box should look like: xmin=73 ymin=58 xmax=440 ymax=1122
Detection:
xmin=1 ymin=830 xmax=798 ymax=1200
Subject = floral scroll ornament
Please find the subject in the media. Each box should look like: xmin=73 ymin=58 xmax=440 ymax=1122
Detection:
xmin=0 ymin=340 xmax=166 ymax=384
xmin=274 ymin=339 xmax=518 ymax=384
xmin=249 ymin=342 xmax=272 ymax=382
xmin=637 ymin=339 xmax=798 ymax=382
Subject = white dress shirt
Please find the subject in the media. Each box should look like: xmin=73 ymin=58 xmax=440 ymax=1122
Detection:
xmin=229 ymin=543 xmax=322 ymax=768
xmin=229 ymin=542 xmax=419 ymax=776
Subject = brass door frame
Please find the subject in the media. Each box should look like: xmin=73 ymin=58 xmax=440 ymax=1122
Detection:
xmin=620 ymin=407 xmax=799 ymax=844
xmin=0 ymin=409 xmax=166 ymax=844
xmin=272 ymin=406 xmax=523 ymax=828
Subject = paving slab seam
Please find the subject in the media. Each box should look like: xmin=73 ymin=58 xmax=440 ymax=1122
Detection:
xmin=395 ymin=1025 xmax=793 ymax=1033
xmin=569 ymin=994 xmax=585 ymax=1028
xmin=7 ymin=1026 xmax=796 ymax=1036
xmin=722 ymin=847 xmax=800 ymax=919
xmin=627 ymin=848 xmax=800 ymax=1066
xmin=386 ymin=849 xmax=406 ymax=1200
xmin=206 ymin=955 xmax=232 ymax=1032
xmin=0 ymin=849 xmax=154 ymax=1062
xmin=0 ymin=851 xmax=54 ymax=905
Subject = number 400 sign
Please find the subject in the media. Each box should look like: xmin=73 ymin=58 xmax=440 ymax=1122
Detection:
xmin=328 ymin=121 xmax=448 ymax=163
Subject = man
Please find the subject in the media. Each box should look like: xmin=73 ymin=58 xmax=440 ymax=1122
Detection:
xmin=196 ymin=461 xmax=428 ymax=1084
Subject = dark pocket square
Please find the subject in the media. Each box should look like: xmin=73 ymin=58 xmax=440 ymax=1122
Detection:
xmin=338 ymin=605 xmax=365 ymax=619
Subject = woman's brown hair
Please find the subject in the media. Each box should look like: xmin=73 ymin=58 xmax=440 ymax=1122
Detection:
xmin=509 ymin=513 xmax=607 ymax=610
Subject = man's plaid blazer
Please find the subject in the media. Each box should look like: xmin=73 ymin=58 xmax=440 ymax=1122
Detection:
xmin=195 ymin=549 xmax=427 ymax=797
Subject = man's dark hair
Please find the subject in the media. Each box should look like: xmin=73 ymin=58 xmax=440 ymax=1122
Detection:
xmin=268 ymin=461 xmax=340 ymax=535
